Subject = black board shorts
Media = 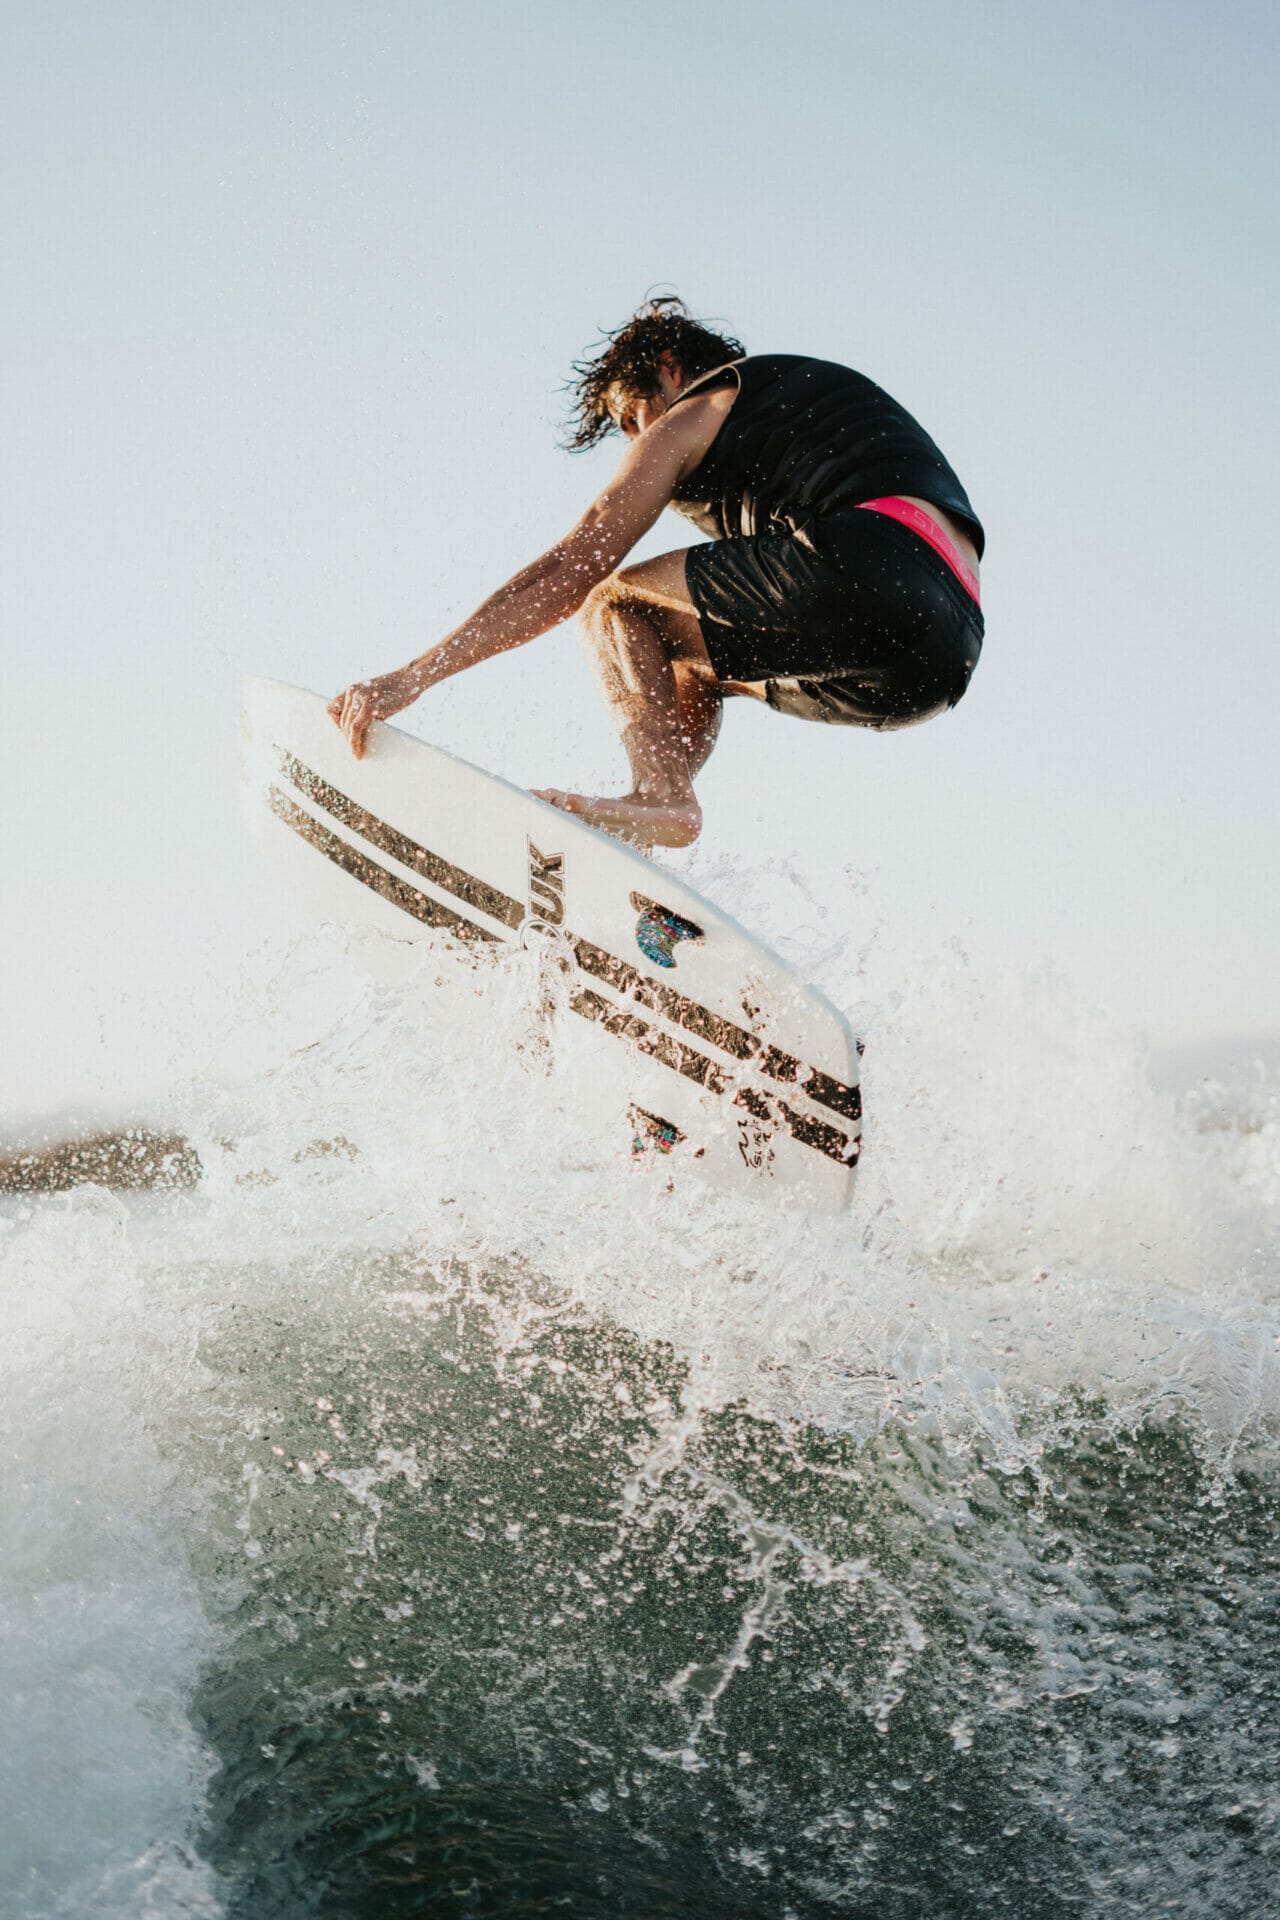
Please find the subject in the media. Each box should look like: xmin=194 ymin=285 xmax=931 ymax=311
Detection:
xmin=683 ymin=508 xmax=984 ymax=729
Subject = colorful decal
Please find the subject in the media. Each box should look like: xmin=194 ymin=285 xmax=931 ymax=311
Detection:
xmin=630 ymin=892 xmax=704 ymax=969
xmin=629 ymin=1106 xmax=686 ymax=1157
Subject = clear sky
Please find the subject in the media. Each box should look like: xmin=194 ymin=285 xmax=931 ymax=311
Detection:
xmin=4 ymin=0 xmax=1278 ymax=1115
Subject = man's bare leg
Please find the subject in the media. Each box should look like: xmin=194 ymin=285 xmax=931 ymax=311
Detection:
xmin=535 ymin=549 xmax=720 ymax=847
xmin=673 ymin=660 xmax=723 ymax=778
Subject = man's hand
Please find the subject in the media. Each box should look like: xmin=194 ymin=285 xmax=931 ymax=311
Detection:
xmin=327 ymin=667 xmax=420 ymax=758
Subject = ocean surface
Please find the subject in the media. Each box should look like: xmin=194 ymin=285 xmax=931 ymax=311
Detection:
xmin=3 ymin=860 xmax=1278 ymax=1918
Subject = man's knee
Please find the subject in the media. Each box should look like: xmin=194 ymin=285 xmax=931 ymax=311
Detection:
xmin=579 ymin=565 xmax=703 ymax=662
xmin=579 ymin=572 xmax=626 ymax=627
xmin=582 ymin=568 xmax=662 ymax=638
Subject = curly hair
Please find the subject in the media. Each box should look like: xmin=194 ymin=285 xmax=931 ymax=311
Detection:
xmin=562 ymin=295 xmax=746 ymax=451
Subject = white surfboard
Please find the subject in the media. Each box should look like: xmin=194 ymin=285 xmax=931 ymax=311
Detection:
xmin=241 ymin=680 xmax=861 ymax=1210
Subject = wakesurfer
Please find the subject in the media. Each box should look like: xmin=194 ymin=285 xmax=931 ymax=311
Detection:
xmin=329 ymin=297 xmax=984 ymax=848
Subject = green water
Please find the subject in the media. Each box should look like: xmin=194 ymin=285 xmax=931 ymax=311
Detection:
xmin=187 ymin=1253 xmax=1279 ymax=1918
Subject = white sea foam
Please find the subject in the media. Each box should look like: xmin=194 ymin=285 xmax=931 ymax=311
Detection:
xmin=3 ymin=860 xmax=1278 ymax=1912
xmin=118 ymin=864 xmax=1277 ymax=1478
xmin=0 ymin=1190 xmax=224 ymax=1919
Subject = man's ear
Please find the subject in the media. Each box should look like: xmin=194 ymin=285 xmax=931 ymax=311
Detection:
xmin=658 ymin=350 xmax=685 ymax=390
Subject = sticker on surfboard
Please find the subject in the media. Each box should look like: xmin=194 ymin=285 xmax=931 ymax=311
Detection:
xmin=630 ymin=893 xmax=704 ymax=969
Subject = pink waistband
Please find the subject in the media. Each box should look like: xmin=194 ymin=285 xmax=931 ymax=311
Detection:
xmin=857 ymin=496 xmax=981 ymax=605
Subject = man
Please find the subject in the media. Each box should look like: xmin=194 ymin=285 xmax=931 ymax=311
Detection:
xmin=330 ymin=298 xmax=984 ymax=848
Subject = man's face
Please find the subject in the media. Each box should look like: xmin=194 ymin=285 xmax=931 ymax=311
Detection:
xmin=607 ymin=360 xmax=685 ymax=439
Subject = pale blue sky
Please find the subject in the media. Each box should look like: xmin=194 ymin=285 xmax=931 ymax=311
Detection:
xmin=4 ymin=1 xmax=1278 ymax=1111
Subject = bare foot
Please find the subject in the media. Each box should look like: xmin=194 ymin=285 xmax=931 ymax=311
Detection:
xmin=533 ymin=788 xmax=702 ymax=849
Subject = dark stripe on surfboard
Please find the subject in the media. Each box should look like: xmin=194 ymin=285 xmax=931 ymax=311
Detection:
xmin=573 ymin=991 xmax=857 ymax=1168
xmin=268 ymin=789 xmax=500 ymax=944
xmin=733 ymin=1086 xmax=859 ymax=1168
xmin=571 ymin=938 xmax=860 ymax=1129
xmin=572 ymin=938 xmax=754 ymax=1059
xmin=279 ymin=752 xmax=524 ymax=930
xmin=569 ymin=988 xmax=729 ymax=1095
xmin=756 ymin=1048 xmax=863 ymax=1126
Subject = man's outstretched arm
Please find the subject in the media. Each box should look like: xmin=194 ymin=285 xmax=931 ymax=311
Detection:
xmin=328 ymin=394 xmax=723 ymax=757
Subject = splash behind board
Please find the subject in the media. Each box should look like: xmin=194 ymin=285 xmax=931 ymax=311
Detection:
xmin=241 ymin=680 xmax=861 ymax=1210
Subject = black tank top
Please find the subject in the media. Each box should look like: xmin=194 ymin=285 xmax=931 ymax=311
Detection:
xmin=670 ymin=354 xmax=984 ymax=558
